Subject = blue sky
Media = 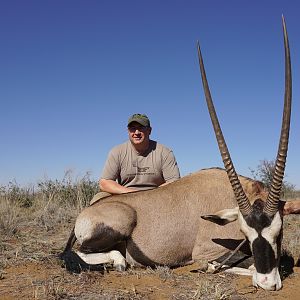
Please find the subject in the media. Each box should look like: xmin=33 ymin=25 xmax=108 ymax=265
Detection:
xmin=1 ymin=1 xmax=299 ymax=189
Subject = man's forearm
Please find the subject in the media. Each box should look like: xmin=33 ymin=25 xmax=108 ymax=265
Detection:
xmin=99 ymin=179 xmax=137 ymax=194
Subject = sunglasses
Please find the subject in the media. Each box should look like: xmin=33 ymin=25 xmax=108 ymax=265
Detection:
xmin=128 ymin=125 xmax=148 ymax=132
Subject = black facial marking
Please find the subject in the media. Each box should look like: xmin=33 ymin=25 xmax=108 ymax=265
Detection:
xmin=244 ymin=199 xmax=273 ymax=233
xmin=242 ymin=199 xmax=282 ymax=274
xmin=252 ymin=236 xmax=277 ymax=273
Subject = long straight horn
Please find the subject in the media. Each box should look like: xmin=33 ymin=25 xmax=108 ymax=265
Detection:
xmin=264 ymin=16 xmax=292 ymax=216
xmin=197 ymin=42 xmax=252 ymax=216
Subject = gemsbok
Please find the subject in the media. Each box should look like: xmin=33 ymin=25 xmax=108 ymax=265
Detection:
xmin=61 ymin=16 xmax=293 ymax=291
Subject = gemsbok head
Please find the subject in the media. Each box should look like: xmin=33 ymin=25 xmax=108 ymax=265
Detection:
xmin=197 ymin=16 xmax=292 ymax=291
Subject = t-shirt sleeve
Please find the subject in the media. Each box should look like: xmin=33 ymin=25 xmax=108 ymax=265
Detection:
xmin=100 ymin=148 xmax=120 ymax=181
xmin=161 ymin=149 xmax=180 ymax=182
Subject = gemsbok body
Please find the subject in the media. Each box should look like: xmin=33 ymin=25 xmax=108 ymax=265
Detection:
xmin=61 ymin=17 xmax=293 ymax=291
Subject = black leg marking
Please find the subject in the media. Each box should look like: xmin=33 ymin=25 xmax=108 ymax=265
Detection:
xmin=62 ymin=227 xmax=77 ymax=253
xmin=59 ymin=250 xmax=105 ymax=274
xmin=79 ymin=223 xmax=127 ymax=253
xmin=58 ymin=227 xmax=78 ymax=268
xmin=58 ymin=227 xmax=104 ymax=273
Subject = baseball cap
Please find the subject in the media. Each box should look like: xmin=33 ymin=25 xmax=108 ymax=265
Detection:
xmin=128 ymin=113 xmax=150 ymax=127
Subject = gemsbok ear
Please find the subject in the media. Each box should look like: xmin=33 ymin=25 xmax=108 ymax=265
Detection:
xmin=201 ymin=207 xmax=239 ymax=225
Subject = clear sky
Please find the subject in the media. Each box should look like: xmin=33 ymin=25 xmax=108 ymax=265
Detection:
xmin=1 ymin=1 xmax=299 ymax=189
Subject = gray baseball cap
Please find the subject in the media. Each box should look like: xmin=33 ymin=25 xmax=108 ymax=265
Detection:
xmin=128 ymin=114 xmax=150 ymax=127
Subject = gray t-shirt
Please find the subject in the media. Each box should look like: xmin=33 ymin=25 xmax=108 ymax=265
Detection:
xmin=101 ymin=140 xmax=180 ymax=190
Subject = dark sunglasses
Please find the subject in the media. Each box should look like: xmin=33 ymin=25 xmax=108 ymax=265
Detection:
xmin=128 ymin=125 xmax=148 ymax=132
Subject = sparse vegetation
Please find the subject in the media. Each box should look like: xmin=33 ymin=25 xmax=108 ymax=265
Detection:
xmin=0 ymin=170 xmax=299 ymax=299
xmin=0 ymin=171 xmax=98 ymax=238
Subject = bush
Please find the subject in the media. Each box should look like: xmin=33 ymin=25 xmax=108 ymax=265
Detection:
xmin=0 ymin=180 xmax=35 ymax=208
xmin=37 ymin=171 xmax=98 ymax=209
xmin=0 ymin=171 xmax=99 ymax=235
xmin=250 ymin=159 xmax=297 ymax=198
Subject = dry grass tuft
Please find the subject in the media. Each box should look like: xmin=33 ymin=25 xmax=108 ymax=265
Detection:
xmin=0 ymin=198 xmax=21 ymax=236
xmin=191 ymin=276 xmax=235 ymax=300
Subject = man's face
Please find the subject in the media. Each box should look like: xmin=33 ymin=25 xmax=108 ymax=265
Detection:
xmin=128 ymin=122 xmax=151 ymax=146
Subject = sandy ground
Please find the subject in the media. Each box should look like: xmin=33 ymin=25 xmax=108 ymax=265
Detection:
xmin=0 ymin=257 xmax=299 ymax=299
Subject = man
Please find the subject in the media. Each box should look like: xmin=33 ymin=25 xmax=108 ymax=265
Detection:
xmin=90 ymin=113 xmax=180 ymax=204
